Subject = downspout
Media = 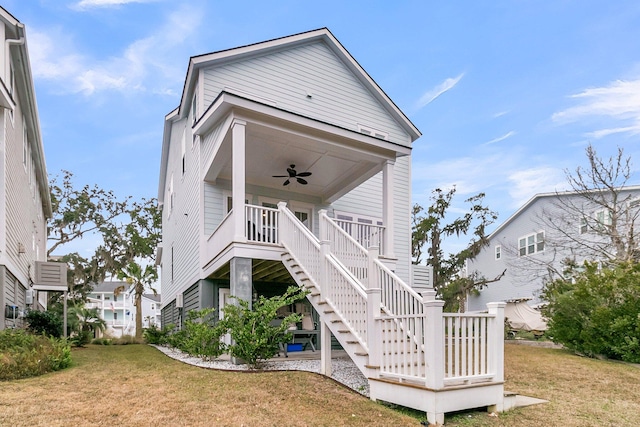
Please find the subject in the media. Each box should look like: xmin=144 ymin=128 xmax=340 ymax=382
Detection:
xmin=5 ymin=23 xmax=25 ymax=80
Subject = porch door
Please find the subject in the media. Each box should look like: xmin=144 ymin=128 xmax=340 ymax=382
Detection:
xmin=290 ymin=202 xmax=313 ymax=232
xmin=218 ymin=288 xmax=232 ymax=345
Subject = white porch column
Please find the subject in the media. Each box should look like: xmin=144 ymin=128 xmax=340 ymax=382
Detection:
xmin=382 ymin=160 xmax=395 ymax=258
xmin=232 ymin=119 xmax=247 ymax=242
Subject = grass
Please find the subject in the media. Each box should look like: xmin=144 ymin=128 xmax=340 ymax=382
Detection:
xmin=1 ymin=343 xmax=639 ymax=426
xmin=0 ymin=344 xmax=419 ymax=426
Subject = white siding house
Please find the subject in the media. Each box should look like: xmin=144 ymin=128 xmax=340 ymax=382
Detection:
xmin=87 ymin=281 xmax=161 ymax=337
xmin=157 ymin=28 xmax=508 ymax=424
xmin=467 ymin=187 xmax=640 ymax=312
xmin=0 ymin=7 xmax=52 ymax=330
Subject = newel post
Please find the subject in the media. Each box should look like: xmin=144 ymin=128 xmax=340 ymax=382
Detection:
xmin=423 ymin=290 xmax=445 ymax=389
xmin=487 ymin=302 xmax=506 ymax=382
xmin=366 ymin=246 xmax=382 ymax=368
xmin=318 ymin=210 xmax=330 ymax=295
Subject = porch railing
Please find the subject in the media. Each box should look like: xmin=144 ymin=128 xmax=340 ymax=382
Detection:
xmin=245 ymin=204 xmax=279 ymax=244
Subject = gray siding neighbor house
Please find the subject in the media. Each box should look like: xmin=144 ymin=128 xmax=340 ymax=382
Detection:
xmin=157 ymin=28 xmax=510 ymax=424
xmin=467 ymin=186 xmax=640 ymax=312
xmin=0 ymin=7 xmax=52 ymax=330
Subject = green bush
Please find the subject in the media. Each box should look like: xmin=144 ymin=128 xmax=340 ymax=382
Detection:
xmin=143 ymin=324 xmax=170 ymax=345
xmin=168 ymin=309 xmax=226 ymax=360
xmin=219 ymin=286 xmax=309 ymax=368
xmin=0 ymin=329 xmax=72 ymax=380
xmin=25 ymin=310 xmax=63 ymax=338
xmin=542 ymin=261 xmax=640 ymax=363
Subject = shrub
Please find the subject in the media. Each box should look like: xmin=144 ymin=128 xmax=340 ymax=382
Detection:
xmin=25 ymin=310 xmax=63 ymax=338
xmin=0 ymin=329 xmax=72 ymax=380
xmin=219 ymin=286 xmax=309 ymax=368
xmin=143 ymin=324 xmax=170 ymax=345
xmin=172 ymin=308 xmax=226 ymax=360
xmin=542 ymin=261 xmax=640 ymax=363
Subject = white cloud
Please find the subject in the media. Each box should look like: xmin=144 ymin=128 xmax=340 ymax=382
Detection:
xmin=73 ymin=0 xmax=161 ymax=9
xmin=416 ymin=73 xmax=464 ymax=108
xmin=28 ymin=4 xmax=201 ymax=96
xmin=507 ymin=167 xmax=567 ymax=208
xmin=552 ymin=78 xmax=640 ymax=138
xmin=483 ymin=130 xmax=516 ymax=146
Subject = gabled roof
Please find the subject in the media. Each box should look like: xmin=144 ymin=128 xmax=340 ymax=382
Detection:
xmin=91 ymin=281 xmax=130 ymax=293
xmin=490 ymin=185 xmax=640 ymax=238
xmin=179 ymin=28 xmax=420 ymax=140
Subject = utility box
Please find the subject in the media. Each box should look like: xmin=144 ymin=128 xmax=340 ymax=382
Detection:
xmin=25 ymin=289 xmax=35 ymax=305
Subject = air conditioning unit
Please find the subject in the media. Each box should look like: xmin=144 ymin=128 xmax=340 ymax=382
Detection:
xmin=26 ymin=289 xmax=35 ymax=305
xmin=175 ymin=293 xmax=183 ymax=308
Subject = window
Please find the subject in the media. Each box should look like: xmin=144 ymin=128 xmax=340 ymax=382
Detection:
xmin=579 ymin=217 xmax=588 ymax=234
xmin=495 ymin=245 xmax=501 ymax=260
xmin=171 ymin=245 xmax=174 ymax=283
xmin=113 ymin=312 xmax=118 ymax=320
xmin=594 ymin=209 xmax=612 ymax=229
xmin=518 ymin=232 xmax=544 ymax=256
xmin=168 ymin=174 xmax=175 ymax=216
xmin=191 ymin=91 xmax=197 ymax=126
xmin=113 ymin=295 xmax=118 ymax=302
xmin=181 ymin=128 xmax=186 ymax=175
xmin=23 ymin=125 xmax=28 ymax=168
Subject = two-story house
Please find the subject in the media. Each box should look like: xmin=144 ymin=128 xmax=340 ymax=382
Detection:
xmin=87 ymin=281 xmax=161 ymax=337
xmin=0 ymin=7 xmax=52 ymax=329
xmin=467 ymin=187 xmax=640 ymax=312
xmin=157 ymin=28 xmax=508 ymax=424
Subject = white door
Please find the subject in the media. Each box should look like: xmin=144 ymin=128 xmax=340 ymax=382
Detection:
xmin=218 ymin=288 xmax=231 ymax=345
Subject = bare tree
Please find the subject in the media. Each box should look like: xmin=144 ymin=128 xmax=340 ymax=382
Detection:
xmin=503 ymin=144 xmax=640 ymax=290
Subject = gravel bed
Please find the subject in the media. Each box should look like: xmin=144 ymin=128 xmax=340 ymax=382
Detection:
xmin=151 ymin=345 xmax=370 ymax=396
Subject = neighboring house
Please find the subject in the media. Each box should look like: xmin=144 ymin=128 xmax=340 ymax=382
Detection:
xmin=157 ymin=28 xmax=508 ymax=424
xmin=87 ymin=281 xmax=161 ymax=337
xmin=0 ymin=7 xmax=52 ymax=330
xmin=467 ymin=187 xmax=640 ymax=312
xmin=141 ymin=293 xmax=161 ymax=328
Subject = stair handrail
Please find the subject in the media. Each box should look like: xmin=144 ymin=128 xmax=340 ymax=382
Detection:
xmin=319 ymin=211 xmax=371 ymax=285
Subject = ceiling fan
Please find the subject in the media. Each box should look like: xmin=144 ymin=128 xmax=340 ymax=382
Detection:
xmin=272 ymin=164 xmax=312 ymax=186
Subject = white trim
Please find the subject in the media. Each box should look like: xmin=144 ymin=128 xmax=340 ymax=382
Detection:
xmin=518 ymin=231 xmax=545 ymax=257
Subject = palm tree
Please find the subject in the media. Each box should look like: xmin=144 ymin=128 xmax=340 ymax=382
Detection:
xmin=117 ymin=261 xmax=158 ymax=340
xmin=68 ymin=306 xmax=106 ymax=345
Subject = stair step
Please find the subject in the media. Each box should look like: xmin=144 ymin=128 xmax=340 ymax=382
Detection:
xmin=317 ymin=301 xmax=327 ymax=305
xmin=310 ymin=292 xmax=320 ymax=297
xmin=354 ymin=351 xmax=368 ymax=357
xmin=337 ymin=330 xmax=350 ymax=334
xmin=331 ymin=319 xmax=343 ymax=324
xmin=323 ymin=310 xmax=334 ymax=314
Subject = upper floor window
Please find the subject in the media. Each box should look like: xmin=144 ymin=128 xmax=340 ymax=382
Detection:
xmin=181 ymin=127 xmax=186 ymax=176
xmin=495 ymin=245 xmax=501 ymax=260
xmin=594 ymin=209 xmax=612 ymax=228
xmin=168 ymin=173 xmax=175 ymax=216
xmin=23 ymin=125 xmax=28 ymax=168
xmin=518 ymin=232 xmax=544 ymax=256
xmin=191 ymin=91 xmax=197 ymax=126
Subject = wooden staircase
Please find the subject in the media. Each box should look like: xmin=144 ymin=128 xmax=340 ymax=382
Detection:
xmin=276 ymin=202 xmax=506 ymax=425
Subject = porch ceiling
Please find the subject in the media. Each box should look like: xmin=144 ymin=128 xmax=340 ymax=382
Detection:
xmin=209 ymin=259 xmax=296 ymax=284
xmin=205 ymin=117 xmax=396 ymax=203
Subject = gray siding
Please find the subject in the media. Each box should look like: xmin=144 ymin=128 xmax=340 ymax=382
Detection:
xmin=202 ymin=41 xmax=409 ymax=146
xmin=161 ymin=301 xmax=177 ymax=329
xmin=183 ymin=282 xmax=199 ymax=314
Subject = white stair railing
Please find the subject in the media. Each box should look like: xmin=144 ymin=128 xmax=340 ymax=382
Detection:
xmin=319 ymin=211 xmax=369 ymax=283
xmin=278 ymin=203 xmax=369 ymax=348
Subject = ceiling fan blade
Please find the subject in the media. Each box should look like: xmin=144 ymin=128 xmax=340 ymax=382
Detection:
xmin=283 ymin=179 xmax=291 ymax=186
xmin=272 ymin=175 xmax=288 ymax=178
xmin=297 ymin=172 xmax=312 ymax=177
xmin=296 ymin=177 xmax=308 ymax=185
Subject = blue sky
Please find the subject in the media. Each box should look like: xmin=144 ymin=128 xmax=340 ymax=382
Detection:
xmin=5 ymin=0 xmax=640 ymax=251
